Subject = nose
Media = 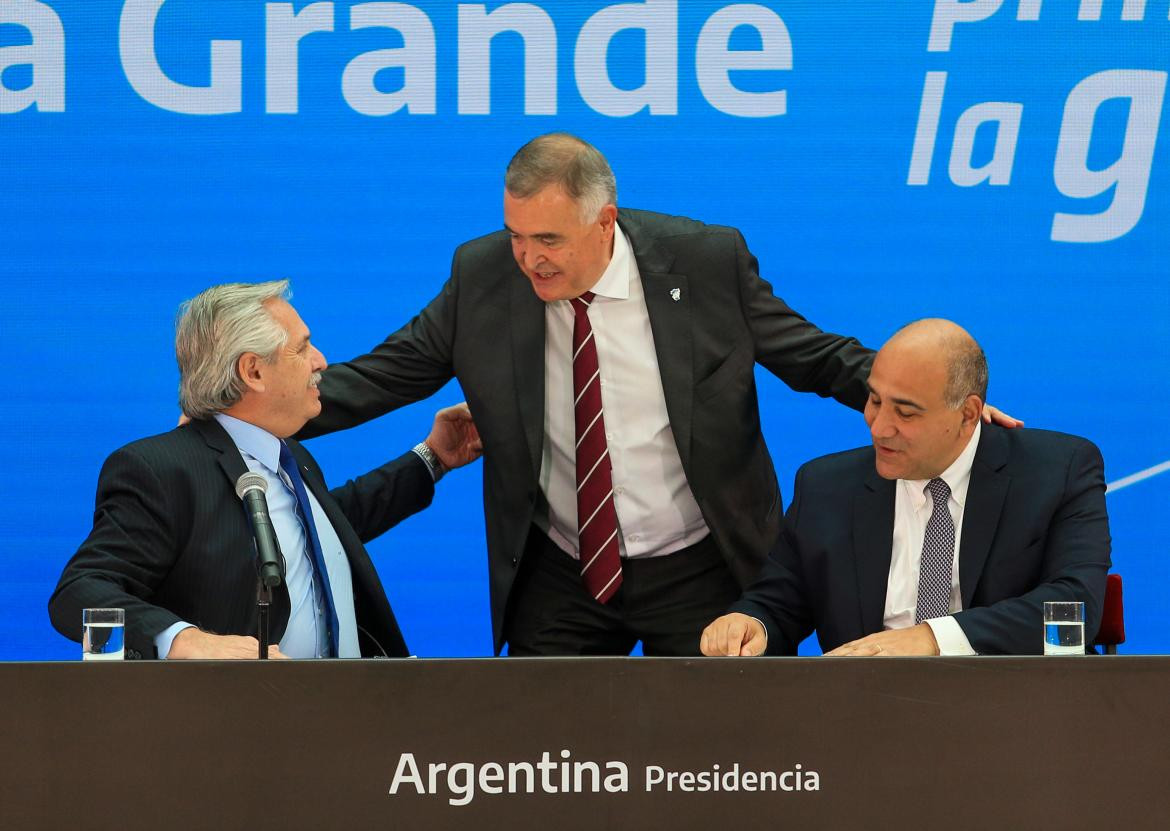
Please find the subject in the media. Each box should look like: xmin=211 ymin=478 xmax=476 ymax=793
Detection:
xmin=513 ymin=238 xmax=545 ymax=270
xmin=311 ymin=344 xmax=327 ymax=372
xmin=524 ymin=245 xmax=546 ymax=271
xmin=869 ymin=404 xmax=895 ymax=440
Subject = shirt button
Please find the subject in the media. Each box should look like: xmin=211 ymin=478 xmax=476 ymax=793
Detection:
xmin=628 ymin=535 xmax=640 ymax=543
xmin=615 ymin=486 xmax=625 ymax=495
xmin=606 ymin=432 xmax=614 ymax=441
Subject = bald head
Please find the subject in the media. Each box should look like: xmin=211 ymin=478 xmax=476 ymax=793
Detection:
xmin=864 ymin=319 xmax=987 ymax=480
xmin=885 ymin=319 xmax=988 ymax=408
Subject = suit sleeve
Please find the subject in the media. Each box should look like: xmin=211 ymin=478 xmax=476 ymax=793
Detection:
xmin=47 ymin=447 xmax=186 ymax=658
xmin=953 ymin=439 xmax=1112 ymax=655
xmin=322 ymin=451 xmax=436 ymax=544
xmin=299 ymin=270 xmax=460 ymax=440
xmin=735 ymin=229 xmax=874 ymax=411
xmin=729 ymin=464 xmax=818 ymax=654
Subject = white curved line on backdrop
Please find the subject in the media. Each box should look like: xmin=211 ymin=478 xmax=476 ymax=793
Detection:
xmin=1106 ymin=460 xmax=1170 ymax=494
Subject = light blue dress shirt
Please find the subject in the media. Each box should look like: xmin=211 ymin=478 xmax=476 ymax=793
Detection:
xmin=154 ymin=415 xmax=360 ymax=658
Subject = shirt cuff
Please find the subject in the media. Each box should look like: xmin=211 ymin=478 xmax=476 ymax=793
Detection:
xmin=749 ymin=616 xmax=770 ymax=655
xmin=924 ymin=616 xmax=977 ymax=656
xmin=155 ymin=621 xmax=195 ymax=659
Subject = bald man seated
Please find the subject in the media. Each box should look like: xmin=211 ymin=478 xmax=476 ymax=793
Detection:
xmin=701 ymin=319 xmax=1111 ymax=657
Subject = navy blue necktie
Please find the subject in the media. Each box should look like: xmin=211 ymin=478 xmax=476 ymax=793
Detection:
xmin=278 ymin=442 xmax=339 ymax=657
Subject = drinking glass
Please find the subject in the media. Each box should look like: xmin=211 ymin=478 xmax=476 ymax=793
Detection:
xmin=1043 ymin=601 xmax=1085 ymax=655
xmin=82 ymin=608 xmax=125 ymax=660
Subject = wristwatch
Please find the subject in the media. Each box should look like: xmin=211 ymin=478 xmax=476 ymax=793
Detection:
xmin=412 ymin=442 xmax=447 ymax=483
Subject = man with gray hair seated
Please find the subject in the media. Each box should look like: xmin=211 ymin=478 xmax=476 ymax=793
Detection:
xmin=49 ymin=281 xmax=481 ymax=659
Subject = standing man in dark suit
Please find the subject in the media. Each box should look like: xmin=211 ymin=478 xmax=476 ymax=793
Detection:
xmin=49 ymin=281 xmax=481 ymax=659
xmin=303 ymin=134 xmax=1017 ymax=656
xmin=701 ymin=319 xmax=1110 ymax=657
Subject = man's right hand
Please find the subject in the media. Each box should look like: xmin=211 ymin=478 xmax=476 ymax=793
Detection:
xmin=700 ymin=613 xmax=767 ymax=657
xmin=167 ymin=626 xmax=287 ymax=659
xmin=425 ymin=401 xmax=483 ymax=470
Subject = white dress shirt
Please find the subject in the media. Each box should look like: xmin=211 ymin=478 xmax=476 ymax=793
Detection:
xmin=538 ymin=224 xmax=710 ymax=560
xmin=885 ymin=421 xmax=983 ymax=655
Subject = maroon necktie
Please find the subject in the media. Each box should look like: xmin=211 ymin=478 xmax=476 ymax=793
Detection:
xmin=571 ymin=292 xmax=622 ymax=604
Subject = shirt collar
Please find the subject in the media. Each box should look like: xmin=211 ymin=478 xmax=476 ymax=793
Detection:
xmin=213 ymin=413 xmax=282 ymax=476
xmin=903 ymin=420 xmax=982 ymax=510
xmin=586 ymin=223 xmax=632 ymax=302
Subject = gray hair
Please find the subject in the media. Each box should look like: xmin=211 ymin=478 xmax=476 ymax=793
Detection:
xmin=944 ymin=339 xmax=989 ymax=409
xmin=505 ymin=133 xmax=617 ymax=222
xmin=176 ymin=280 xmax=290 ymax=419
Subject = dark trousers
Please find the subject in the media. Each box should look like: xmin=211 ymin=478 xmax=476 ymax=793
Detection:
xmin=503 ymin=526 xmax=741 ymax=656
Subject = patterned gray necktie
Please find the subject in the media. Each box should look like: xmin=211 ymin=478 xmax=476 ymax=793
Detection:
xmin=915 ymin=478 xmax=954 ymax=623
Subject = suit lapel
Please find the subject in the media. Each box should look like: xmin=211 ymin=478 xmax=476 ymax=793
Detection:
xmin=284 ymin=442 xmax=342 ymax=545
xmin=190 ymin=417 xmax=292 ymax=636
xmin=622 ymin=213 xmax=694 ymax=467
xmin=283 ymin=440 xmax=373 ymax=581
xmin=959 ymin=426 xmax=1010 ymax=608
xmin=853 ymin=466 xmax=896 ymax=635
xmin=509 ymin=266 xmax=548 ymax=482
xmin=191 ymin=418 xmax=249 ymax=487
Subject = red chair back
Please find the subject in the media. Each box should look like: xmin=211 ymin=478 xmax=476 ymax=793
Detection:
xmin=1093 ymin=573 xmax=1125 ymax=653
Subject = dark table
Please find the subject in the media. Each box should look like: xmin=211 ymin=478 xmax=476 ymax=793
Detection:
xmin=2 ymin=657 xmax=1166 ymax=829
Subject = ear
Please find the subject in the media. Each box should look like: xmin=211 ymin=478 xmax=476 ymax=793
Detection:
xmin=597 ymin=204 xmax=618 ymax=239
xmin=961 ymin=394 xmax=983 ymax=428
xmin=237 ymin=352 xmax=266 ymax=394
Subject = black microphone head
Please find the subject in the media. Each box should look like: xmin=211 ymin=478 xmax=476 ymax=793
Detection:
xmin=234 ymin=471 xmax=268 ymax=501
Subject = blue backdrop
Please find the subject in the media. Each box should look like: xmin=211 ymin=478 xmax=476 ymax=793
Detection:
xmin=2 ymin=0 xmax=1166 ymax=658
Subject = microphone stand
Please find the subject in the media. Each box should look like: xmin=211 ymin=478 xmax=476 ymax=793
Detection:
xmin=257 ymin=578 xmax=273 ymax=660
xmin=255 ymin=553 xmax=282 ymax=660
xmin=236 ymin=472 xmax=285 ymax=660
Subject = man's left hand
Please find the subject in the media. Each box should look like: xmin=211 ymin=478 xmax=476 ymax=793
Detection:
xmin=426 ymin=401 xmax=483 ymax=470
xmin=824 ymin=623 xmax=940 ymax=657
xmin=982 ymin=404 xmax=1023 ymax=428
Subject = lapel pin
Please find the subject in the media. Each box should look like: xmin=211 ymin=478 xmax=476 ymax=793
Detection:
xmin=670 ymin=288 xmax=681 ymax=302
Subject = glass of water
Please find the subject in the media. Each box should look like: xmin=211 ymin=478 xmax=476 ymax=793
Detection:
xmin=82 ymin=608 xmax=125 ymax=661
xmin=1043 ymin=601 xmax=1085 ymax=655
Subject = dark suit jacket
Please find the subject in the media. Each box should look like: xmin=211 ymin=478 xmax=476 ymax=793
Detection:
xmin=303 ymin=209 xmax=873 ymax=652
xmin=49 ymin=418 xmax=433 ymax=658
xmin=732 ymin=425 xmax=1112 ymax=655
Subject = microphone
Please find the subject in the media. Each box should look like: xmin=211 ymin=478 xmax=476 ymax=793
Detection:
xmin=235 ymin=472 xmax=284 ymax=588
